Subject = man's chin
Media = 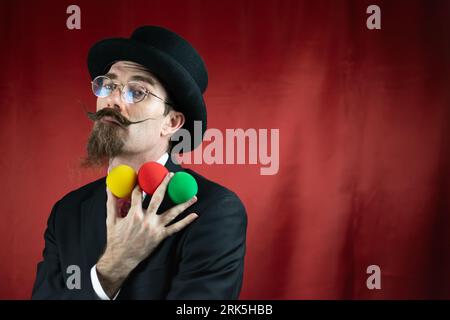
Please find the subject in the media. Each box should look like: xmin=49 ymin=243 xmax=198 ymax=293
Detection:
xmin=81 ymin=125 xmax=125 ymax=168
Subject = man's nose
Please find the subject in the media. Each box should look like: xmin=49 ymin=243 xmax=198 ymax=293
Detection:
xmin=106 ymin=86 xmax=126 ymax=112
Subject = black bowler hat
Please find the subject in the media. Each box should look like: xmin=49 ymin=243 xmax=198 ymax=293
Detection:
xmin=87 ymin=25 xmax=208 ymax=152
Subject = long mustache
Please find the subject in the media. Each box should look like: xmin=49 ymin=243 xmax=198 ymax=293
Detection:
xmin=86 ymin=108 xmax=156 ymax=127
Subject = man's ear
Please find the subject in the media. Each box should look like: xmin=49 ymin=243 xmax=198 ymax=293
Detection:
xmin=161 ymin=111 xmax=185 ymax=137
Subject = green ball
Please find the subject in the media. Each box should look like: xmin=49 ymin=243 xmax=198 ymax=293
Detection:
xmin=168 ymin=172 xmax=198 ymax=204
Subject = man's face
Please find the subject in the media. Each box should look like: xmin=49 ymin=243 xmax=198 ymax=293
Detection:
xmin=85 ymin=61 xmax=173 ymax=167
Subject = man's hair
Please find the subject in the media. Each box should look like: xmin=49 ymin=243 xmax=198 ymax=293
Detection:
xmin=163 ymin=102 xmax=173 ymax=116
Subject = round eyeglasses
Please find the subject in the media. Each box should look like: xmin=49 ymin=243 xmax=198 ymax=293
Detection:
xmin=91 ymin=75 xmax=173 ymax=106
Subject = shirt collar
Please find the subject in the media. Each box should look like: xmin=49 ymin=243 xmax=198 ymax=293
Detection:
xmin=155 ymin=152 xmax=169 ymax=166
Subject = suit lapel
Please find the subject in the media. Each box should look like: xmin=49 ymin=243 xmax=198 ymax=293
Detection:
xmin=80 ymin=179 xmax=107 ymax=268
xmin=165 ymin=155 xmax=183 ymax=174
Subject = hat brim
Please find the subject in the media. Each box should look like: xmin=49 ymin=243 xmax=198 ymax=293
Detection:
xmin=87 ymin=38 xmax=207 ymax=152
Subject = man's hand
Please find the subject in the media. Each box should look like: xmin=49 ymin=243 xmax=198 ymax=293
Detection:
xmin=96 ymin=172 xmax=198 ymax=298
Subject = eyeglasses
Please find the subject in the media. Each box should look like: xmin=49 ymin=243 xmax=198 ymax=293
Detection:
xmin=91 ymin=75 xmax=173 ymax=105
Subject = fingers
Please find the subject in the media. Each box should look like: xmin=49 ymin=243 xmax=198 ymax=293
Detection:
xmin=106 ymin=188 xmax=118 ymax=226
xmin=165 ymin=213 xmax=199 ymax=237
xmin=130 ymin=184 xmax=143 ymax=209
xmin=159 ymin=196 xmax=198 ymax=226
xmin=145 ymin=172 xmax=174 ymax=216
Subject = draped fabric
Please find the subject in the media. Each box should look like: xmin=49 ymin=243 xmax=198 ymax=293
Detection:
xmin=1 ymin=0 xmax=449 ymax=299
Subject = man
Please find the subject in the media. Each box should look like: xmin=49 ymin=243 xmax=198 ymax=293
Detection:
xmin=32 ymin=26 xmax=247 ymax=299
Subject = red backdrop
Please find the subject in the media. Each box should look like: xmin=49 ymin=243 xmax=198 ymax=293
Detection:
xmin=1 ymin=0 xmax=450 ymax=299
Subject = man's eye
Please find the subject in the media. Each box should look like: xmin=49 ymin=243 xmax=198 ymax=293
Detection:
xmin=104 ymin=84 xmax=114 ymax=90
xmin=131 ymin=89 xmax=145 ymax=98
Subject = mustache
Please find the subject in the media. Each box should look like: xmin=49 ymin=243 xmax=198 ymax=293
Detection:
xmin=86 ymin=108 xmax=155 ymax=127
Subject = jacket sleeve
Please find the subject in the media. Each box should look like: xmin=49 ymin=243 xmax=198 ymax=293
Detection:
xmin=166 ymin=192 xmax=247 ymax=299
xmin=31 ymin=201 xmax=98 ymax=300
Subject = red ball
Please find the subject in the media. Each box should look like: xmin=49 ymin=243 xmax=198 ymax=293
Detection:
xmin=138 ymin=161 xmax=169 ymax=195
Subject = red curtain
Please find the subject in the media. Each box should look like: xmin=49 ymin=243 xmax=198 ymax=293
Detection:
xmin=1 ymin=0 xmax=449 ymax=299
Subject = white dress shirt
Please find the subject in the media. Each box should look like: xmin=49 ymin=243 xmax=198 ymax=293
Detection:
xmin=90 ymin=153 xmax=169 ymax=300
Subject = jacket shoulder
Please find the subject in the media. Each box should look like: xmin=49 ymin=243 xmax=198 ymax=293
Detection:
xmin=184 ymin=169 xmax=246 ymax=214
xmin=56 ymin=177 xmax=105 ymax=209
xmin=185 ymin=169 xmax=242 ymax=203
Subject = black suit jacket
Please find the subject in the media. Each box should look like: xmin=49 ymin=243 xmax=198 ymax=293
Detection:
xmin=31 ymin=158 xmax=247 ymax=299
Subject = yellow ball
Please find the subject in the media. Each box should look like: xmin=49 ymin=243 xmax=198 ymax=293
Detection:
xmin=106 ymin=165 xmax=137 ymax=198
